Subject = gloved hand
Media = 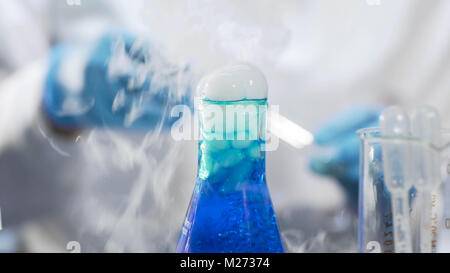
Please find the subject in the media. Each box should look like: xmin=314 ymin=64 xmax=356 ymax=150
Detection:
xmin=309 ymin=106 xmax=381 ymax=206
xmin=43 ymin=32 xmax=192 ymax=131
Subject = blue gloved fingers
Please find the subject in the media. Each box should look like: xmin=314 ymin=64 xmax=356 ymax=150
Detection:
xmin=310 ymin=118 xmax=379 ymax=205
xmin=86 ymin=50 xmax=192 ymax=129
xmin=310 ymin=119 xmax=379 ymax=174
xmin=97 ymin=32 xmax=150 ymax=64
xmin=310 ymin=107 xmax=381 ymax=207
xmin=95 ymin=33 xmax=152 ymax=96
xmin=101 ymin=33 xmax=186 ymax=97
xmin=310 ymin=134 xmax=359 ymax=176
xmin=43 ymin=43 xmax=94 ymax=130
xmin=314 ymin=106 xmax=381 ymax=145
xmin=309 ymin=136 xmax=361 ymax=206
xmin=43 ymin=32 xmax=193 ymax=131
xmin=95 ymin=86 xmax=186 ymax=129
xmin=86 ymin=32 xmax=192 ymax=128
xmin=127 ymin=38 xmax=152 ymax=64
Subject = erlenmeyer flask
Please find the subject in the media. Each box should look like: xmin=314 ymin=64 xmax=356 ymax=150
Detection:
xmin=176 ymin=98 xmax=284 ymax=253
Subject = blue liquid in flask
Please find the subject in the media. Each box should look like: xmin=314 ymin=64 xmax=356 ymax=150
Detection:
xmin=176 ymin=99 xmax=284 ymax=253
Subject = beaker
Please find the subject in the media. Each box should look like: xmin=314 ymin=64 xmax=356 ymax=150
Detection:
xmin=437 ymin=130 xmax=450 ymax=252
xmin=358 ymin=128 xmax=450 ymax=253
xmin=176 ymin=99 xmax=284 ymax=253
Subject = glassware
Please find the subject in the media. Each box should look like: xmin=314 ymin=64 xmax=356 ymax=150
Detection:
xmin=358 ymin=128 xmax=450 ymax=253
xmin=176 ymin=98 xmax=284 ymax=253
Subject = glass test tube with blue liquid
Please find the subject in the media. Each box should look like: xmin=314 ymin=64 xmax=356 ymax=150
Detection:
xmin=176 ymin=64 xmax=284 ymax=253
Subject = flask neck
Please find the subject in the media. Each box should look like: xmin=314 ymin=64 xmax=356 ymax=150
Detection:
xmin=196 ymin=99 xmax=267 ymax=183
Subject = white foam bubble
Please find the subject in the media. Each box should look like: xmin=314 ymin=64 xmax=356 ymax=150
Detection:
xmin=197 ymin=63 xmax=268 ymax=101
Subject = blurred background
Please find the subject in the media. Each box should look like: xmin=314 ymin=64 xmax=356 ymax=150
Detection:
xmin=0 ymin=0 xmax=448 ymax=253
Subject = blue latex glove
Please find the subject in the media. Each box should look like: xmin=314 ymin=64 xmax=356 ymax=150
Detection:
xmin=309 ymin=106 xmax=381 ymax=206
xmin=43 ymin=33 xmax=192 ymax=131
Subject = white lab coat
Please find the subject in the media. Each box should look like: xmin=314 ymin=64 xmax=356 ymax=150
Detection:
xmin=0 ymin=0 xmax=150 ymax=74
xmin=0 ymin=0 xmax=181 ymax=253
xmin=0 ymin=0 xmax=149 ymax=151
xmin=0 ymin=0 xmax=449 ymax=252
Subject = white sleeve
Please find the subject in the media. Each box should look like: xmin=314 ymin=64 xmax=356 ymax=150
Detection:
xmin=0 ymin=60 xmax=48 ymax=154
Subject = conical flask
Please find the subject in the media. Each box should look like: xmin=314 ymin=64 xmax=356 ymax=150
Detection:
xmin=176 ymin=64 xmax=284 ymax=253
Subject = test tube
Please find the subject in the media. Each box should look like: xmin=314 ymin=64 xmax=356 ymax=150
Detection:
xmin=411 ymin=106 xmax=441 ymax=253
xmin=380 ymin=106 xmax=413 ymax=253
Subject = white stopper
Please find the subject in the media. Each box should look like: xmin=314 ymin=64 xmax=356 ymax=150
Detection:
xmin=197 ymin=63 xmax=268 ymax=101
